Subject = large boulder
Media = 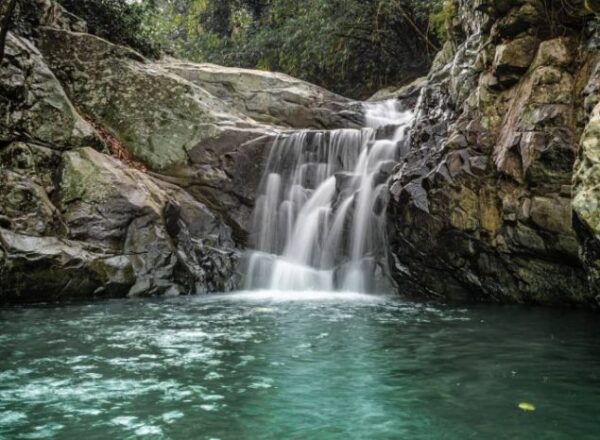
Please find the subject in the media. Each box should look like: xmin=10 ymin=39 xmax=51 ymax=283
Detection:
xmin=163 ymin=61 xmax=362 ymax=129
xmin=58 ymin=147 xmax=240 ymax=296
xmin=0 ymin=228 xmax=135 ymax=303
xmin=0 ymin=33 xmax=99 ymax=148
xmin=35 ymin=28 xmax=272 ymax=172
xmin=0 ymin=145 xmax=240 ymax=303
xmin=33 ymin=28 xmax=279 ymax=240
xmin=0 ymin=8 xmax=271 ymax=302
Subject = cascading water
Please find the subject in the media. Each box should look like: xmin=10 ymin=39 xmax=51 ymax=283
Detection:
xmin=245 ymin=100 xmax=413 ymax=293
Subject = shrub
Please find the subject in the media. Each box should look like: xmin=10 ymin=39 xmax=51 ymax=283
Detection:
xmin=152 ymin=0 xmax=444 ymax=98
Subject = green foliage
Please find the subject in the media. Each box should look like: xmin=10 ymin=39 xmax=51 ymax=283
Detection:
xmin=151 ymin=0 xmax=444 ymax=98
xmin=429 ymin=0 xmax=453 ymax=43
xmin=56 ymin=0 xmax=445 ymax=98
xmin=56 ymin=0 xmax=162 ymax=57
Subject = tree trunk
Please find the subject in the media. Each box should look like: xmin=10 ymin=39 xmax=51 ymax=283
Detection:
xmin=586 ymin=0 xmax=600 ymax=13
xmin=0 ymin=0 xmax=18 ymax=64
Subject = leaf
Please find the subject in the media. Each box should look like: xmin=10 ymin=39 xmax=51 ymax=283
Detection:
xmin=518 ymin=402 xmax=536 ymax=412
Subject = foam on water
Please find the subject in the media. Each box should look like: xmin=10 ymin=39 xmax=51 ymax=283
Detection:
xmin=209 ymin=289 xmax=388 ymax=303
xmin=245 ymin=100 xmax=413 ymax=294
xmin=2 ymin=296 xmax=599 ymax=439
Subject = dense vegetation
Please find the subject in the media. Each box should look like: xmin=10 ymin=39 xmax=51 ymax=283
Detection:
xmin=55 ymin=0 xmax=448 ymax=98
xmin=56 ymin=0 xmax=162 ymax=57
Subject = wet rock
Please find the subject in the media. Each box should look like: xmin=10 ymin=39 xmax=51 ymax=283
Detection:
xmin=387 ymin=0 xmax=593 ymax=306
xmin=0 ymin=228 xmax=134 ymax=303
xmin=124 ymin=215 xmax=178 ymax=297
xmin=493 ymin=36 xmax=540 ymax=87
xmin=164 ymin=196 xmax=240 ymax=293
xmin=367 ymin=77 xmax=428 ymax=110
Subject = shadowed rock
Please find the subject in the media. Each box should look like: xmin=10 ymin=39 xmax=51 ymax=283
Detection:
xmin=386 ymin=1 xmax=595 ymax=307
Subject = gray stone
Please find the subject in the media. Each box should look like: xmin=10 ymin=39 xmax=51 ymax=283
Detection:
xmin=0 ymin=33 xmax=100 ymax=148
xmin=165 ymin=61 xmax=362 ymax=129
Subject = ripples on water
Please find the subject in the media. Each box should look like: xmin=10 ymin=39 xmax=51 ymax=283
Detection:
xmin=1 ymin=291 xmax=600 ymax=439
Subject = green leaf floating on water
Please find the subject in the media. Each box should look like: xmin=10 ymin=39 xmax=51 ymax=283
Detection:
xmin=518 ymin=402 xmax=536 ymax=411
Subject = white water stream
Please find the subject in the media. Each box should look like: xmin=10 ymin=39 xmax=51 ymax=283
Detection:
xmin=245 ymin=100 xmax=413 ymax=293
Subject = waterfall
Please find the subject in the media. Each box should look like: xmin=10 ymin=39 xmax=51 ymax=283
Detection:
xmin=245 ymin=100 xmax=413 ymax=293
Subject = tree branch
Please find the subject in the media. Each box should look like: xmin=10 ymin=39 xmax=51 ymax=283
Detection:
xmin=395 ymin=3 xmax=440 ymax=52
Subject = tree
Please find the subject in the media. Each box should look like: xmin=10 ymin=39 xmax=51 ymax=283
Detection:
xmin=0 ymin=0 xmax=18 ymax=64
xmin=57 ymin=0 xmax=447 ymax=97
xmin=145 ymin=0 xmax=445 ymax=98
xmin=56 ymin=0 xmax=161 ymax=57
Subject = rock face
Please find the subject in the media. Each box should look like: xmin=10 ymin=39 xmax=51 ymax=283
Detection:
xmin=0 ymin=141 xmax=239 ymax=302
xmin=367 ymin=77 xmax=427 ymax=104
xmin=574 ymin=55 xmax=600 ymax=298
xmin=164 ymin=61 xmax=362 ymax=129
xmin=387 ymin=0 xmax=599 ymax=306
xmin=0 ymin=0 xmax=361 ymax=304
xmin=1 ymin=23 xmax=243 ymax=302
xmin=0 ymin=33 xmax=99 ymax=149
xmin=35 ymin=28 xmax=272 ymax=172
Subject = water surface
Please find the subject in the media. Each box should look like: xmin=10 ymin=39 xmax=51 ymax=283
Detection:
xmin=1 ymin=291 xmax=599 ymax=439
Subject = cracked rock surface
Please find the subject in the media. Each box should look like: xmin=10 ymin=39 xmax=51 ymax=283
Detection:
xmin=387 ymin=0 xmax=600 ymax=306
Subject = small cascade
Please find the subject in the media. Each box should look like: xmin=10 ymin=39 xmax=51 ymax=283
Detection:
xmin=245 ymin=100 xmax=413 ymax=293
